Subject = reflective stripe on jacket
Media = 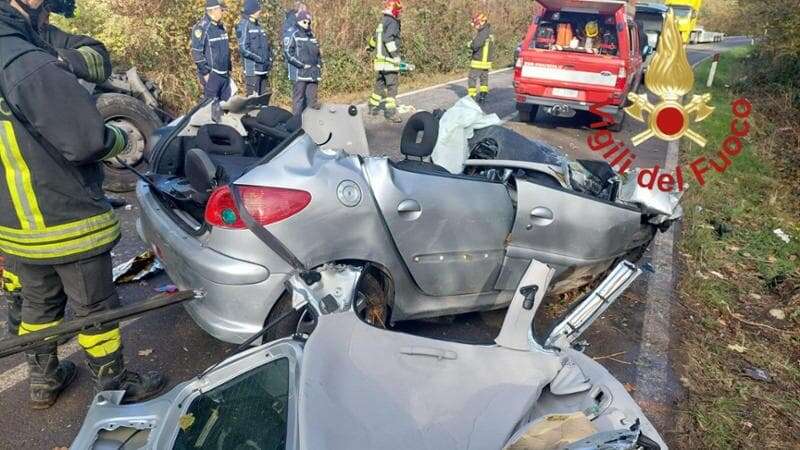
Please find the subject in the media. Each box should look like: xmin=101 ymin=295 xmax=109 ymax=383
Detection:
xmin=0 ymin=3 xmax=122 ymax=265
xmin=470 ymin=24 xmax=495 ymax=70
xmin=236 ymin=16 xmax=273 ymax=76
xmin=284 ymin=27 xmax=322 ymax=82
xmin=191 ymin=15 xmax=231 ymax=76
xmin=370 ymin=14 xmax=401 ymax=72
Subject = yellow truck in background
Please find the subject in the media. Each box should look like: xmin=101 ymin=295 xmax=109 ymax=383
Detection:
xmin=664 ymin=0 xmax=702 ymax=43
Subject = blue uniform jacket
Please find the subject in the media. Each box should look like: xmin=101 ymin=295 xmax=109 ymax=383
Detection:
xmin=191 ymin=15 xmax=231 ymax=76
xmin=236 ymin=16 xmax=272 ymax=76
xmin=284 ymin=27 xmax=322 ymax=82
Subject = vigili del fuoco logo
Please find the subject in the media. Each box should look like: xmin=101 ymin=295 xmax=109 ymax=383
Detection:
xmin=586 ymin=11 xmax=752 ymax=192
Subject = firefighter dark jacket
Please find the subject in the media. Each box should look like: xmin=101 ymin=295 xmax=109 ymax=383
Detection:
xmin=470 ymin=23 xmax=495 ymax=70
xmin=41 ymin=23 xmax=112 ymax=85
xmin=0 ymin=3 xmax=125 ymax=265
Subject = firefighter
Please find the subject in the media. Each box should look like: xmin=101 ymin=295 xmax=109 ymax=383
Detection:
xmin=284 ymin=9 xmax=322 ymax=118
xmin=2 ymin=0 xmax=113 ymax=340
xmin=0 ymin=0 xmax=165 ymax=409
xmin=236 ymin=0 xmax=273 ymax=97
xmin=367 ymin=0 xmax=403 ymax=123
xmin=191 ymin=0 xmax=232 ymax=101
xmin=1 ymin=256 xmax=22 ymax=337
xmin=468 ymin=12 xmax=494 ymax=105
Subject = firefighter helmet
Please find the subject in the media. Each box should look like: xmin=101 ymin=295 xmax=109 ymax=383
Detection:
xmin=471 ymin=12 xmax=488 ymax=28
xmin=383 ymin=0 xmax=403 ymax=18
xmin=585 ymin=20 xmax=599 ymax=38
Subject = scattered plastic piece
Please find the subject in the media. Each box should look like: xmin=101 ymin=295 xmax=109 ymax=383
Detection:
xmin=155 ymin=284 xmax=178 ymax=293
xmin=742 ymin=367 xmax=771 ymax=383
xmin=773 ymin=229 xmax=791 ymax=244
xmin=113 ymin=251 xmax=164 ymax=284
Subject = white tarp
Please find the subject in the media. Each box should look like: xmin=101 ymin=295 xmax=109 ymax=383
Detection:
xmin=430 ymin=96 xmax=502 ymax=174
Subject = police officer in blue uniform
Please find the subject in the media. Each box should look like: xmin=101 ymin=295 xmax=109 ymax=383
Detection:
xmin=284 ymin=9 xmax=322 ymax=118
xmin=191 ymin=0 xmax=232 ymax=101
xmin=236 ymin=0 xmax=272 ymax=97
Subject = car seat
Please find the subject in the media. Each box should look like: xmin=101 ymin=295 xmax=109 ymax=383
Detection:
xmin=395 ymin=111 xmax=448 ymax=174
xmin=195 ymin=124 xmax=247 ymax=156
xmin=242 ymin=106 xmax=300 ymax=155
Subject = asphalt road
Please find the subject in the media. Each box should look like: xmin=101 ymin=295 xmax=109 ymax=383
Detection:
xmin=0 ymin=37 xmax=750 ymax=449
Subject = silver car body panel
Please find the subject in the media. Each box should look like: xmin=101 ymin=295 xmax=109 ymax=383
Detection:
xmin=137 ymin=102 xmax=662 ymax=343
xmin=363 ymin=157 xmax=514 ymax=296
xmin=72 ymin=266 xmax=666 ymax=450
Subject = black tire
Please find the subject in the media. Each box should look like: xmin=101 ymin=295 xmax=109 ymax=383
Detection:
xmin=261 ymin=291 xmax=308 ymax=344
xmin=261 ymin=269 xmax=391 ymax=343
xmin=95 ymin=93 xmax=162 ymax=193
xmin=517 ymin=103 xmax=538 ymax=123
xmin=609 ymin=111 xmax=625 ymax=132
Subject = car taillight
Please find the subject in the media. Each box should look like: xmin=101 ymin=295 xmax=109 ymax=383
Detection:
xmin=205 ymin=185 xmax=311 ymax=229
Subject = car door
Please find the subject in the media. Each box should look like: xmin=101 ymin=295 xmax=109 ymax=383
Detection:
xmin=366 ymin=160 xmax=514 ymax=297
xmin=509 ymin=178 xmax=652 ymax=270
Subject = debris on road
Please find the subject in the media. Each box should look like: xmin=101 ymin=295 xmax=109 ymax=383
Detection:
xmin=742 ymin=367 xmax=772 ymax=383
xmin=769 ymin=309 xmax=786 ymax=320
xmin=155 ymin=284 xmax=178 ymax=294
xmin=773 ymin=228 xmax=791 ymax=244
xmin=727 ymin=344 xmax=747 ymax=353
xmin=112 ymin=250 xmax=163 ymax=284
xmin=138 ymin=348 xmax=154 ymax=357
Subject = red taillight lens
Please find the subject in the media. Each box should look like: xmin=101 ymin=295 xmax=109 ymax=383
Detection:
xmin=205 ymin=185 xmax=312 ymax=229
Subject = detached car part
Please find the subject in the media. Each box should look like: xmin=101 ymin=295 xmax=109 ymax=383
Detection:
xmin=71 ymin=261 xmax=666 ymax=450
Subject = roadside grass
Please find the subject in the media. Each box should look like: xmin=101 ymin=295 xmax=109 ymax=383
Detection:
xmin=674 ymin=47 xmax=800 ymax=448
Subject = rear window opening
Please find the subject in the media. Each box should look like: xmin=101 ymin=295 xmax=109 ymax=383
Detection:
xmin=530 ymin=11 xmax=619 ymax=56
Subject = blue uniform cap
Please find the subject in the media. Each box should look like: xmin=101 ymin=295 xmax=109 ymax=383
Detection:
xmin=296 ymin=10 xmax=311 ymax=23
xmin=243 ymin=0 xmax=261 ymax=15
xmin=206 ymin=0 xmax=226 ymax=9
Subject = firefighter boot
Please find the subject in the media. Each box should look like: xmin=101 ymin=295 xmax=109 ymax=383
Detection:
xmin=477 ymin=92 xmax=487 ymax=105
xmin=369 ymin=105 xmax=382 ymax=116
xmin=88 ymin=353 xmax=166 ymax=404
xmin=26 ymin=350 xmax=77 ymax=409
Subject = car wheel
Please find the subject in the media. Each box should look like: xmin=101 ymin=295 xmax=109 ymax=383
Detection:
xmin=517 ymin=103 xmax=538 ymax=123
xmin=609 ymin=111 xmax=625 ymax=132
xmin=96 ymin=93 xmax=162 ymax=193
xmin=354 ymin=270 xmax=390 ymax=328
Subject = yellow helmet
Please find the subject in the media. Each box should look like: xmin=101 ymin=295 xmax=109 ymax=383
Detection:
xmin=585 ymin=20 xmax=599 ymax=38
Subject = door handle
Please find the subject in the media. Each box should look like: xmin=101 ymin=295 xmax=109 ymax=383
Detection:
xmin=529 ymin=207 xmax=554 ymax=226
xmin=397 ymin=199 xmax=422 ymax=221
xmin=400 ymin=346 xmax=457 ymax=360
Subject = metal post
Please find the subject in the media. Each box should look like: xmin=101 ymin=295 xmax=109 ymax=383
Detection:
xmin=706 ymin=53 xmax=720 ymax=88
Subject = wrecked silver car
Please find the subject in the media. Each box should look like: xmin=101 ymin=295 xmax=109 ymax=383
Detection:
xmin=71 ymin=261 xmax=666 ymax=450
xmin=137 ymin=96 xmax=680 ymax=343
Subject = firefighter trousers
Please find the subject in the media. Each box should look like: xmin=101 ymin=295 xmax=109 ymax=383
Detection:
xmin=14 ymin=252 xmax=123 ymax=359
xmin=1 ymin=256 xmax=22 ymax=336
xmin=468 ymin=68 xmax=490 ymax=97
xmin=370 ymin=72 xmax=399 ymax=112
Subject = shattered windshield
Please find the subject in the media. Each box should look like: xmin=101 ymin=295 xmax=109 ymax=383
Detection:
xmin=173 ymin=357 xmax=290 ymax=450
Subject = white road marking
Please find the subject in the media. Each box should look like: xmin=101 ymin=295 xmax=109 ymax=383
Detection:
xmin=0 ymin=318 xmax=139 ymax=395
xmin=356 ymin=67 xmax=514 ymax=109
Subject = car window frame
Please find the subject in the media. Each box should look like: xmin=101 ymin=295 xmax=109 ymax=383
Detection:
xmin=155 ymin=340 xmax=302 ymax=450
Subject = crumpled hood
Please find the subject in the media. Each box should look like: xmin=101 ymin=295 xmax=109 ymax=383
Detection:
xmin=297 ymin=311 xmax=564 ymax=450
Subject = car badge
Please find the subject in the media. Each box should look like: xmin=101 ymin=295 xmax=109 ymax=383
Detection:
xmin=625 ymin=11 xmax=714 ymax=147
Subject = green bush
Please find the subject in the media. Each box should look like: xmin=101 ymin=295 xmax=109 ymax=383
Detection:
xmin=54 ymin=0 xmax=532 ymax=112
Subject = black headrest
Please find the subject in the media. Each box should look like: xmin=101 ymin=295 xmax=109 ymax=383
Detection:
xmin=285 ymin=115 xmax=302 ymax=133
xmin=185 ymin=148 xmax=218 ymax=195
xmin=196 ymin=124 xmax=246 ymax=156
xmin=257 ymin=106 xmax=294 ymax=127
xmin=401 ymin=111 xmax=439 ymax=158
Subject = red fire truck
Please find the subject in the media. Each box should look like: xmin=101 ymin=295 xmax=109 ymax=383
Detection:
xmin=513 ymin=0 xmax=647 ymax=131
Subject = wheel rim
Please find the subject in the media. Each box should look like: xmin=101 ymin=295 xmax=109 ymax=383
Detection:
xmin=105 ymin=117 xmax=146 ymax=168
